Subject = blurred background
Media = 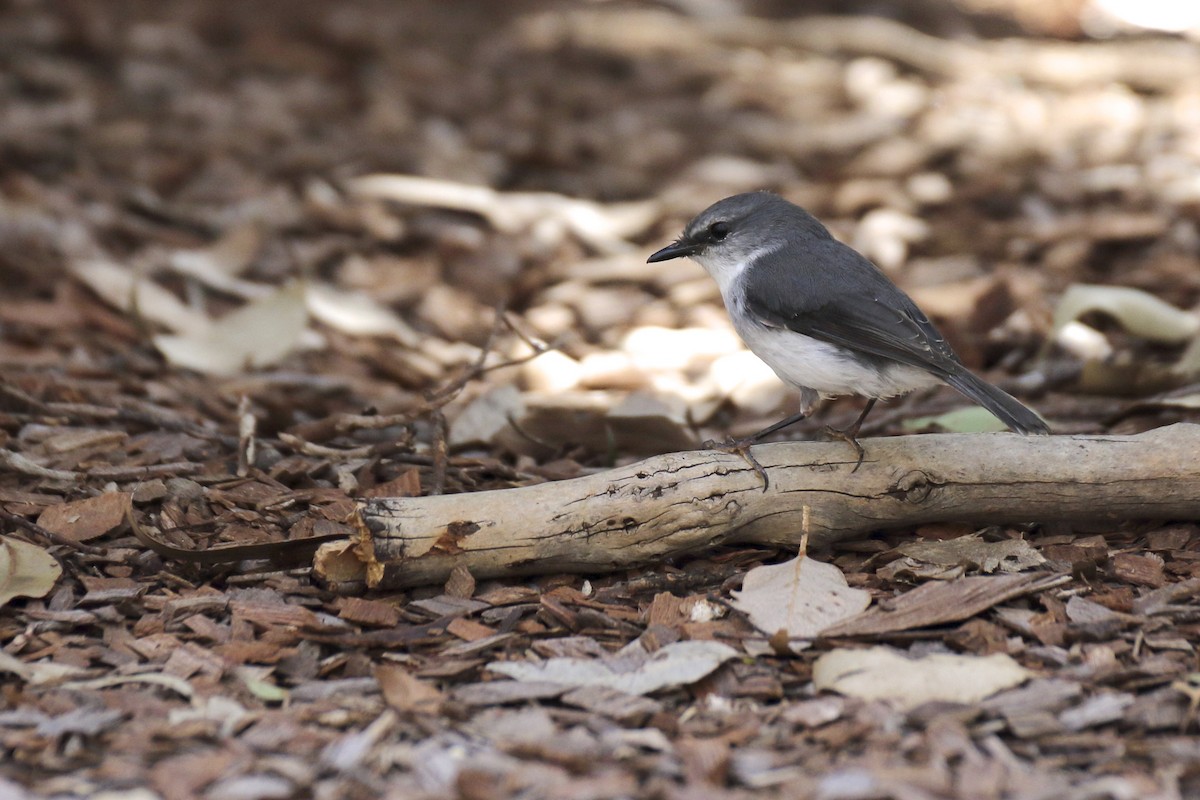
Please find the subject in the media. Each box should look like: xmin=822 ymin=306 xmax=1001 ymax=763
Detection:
xmin=2 ymin=0 xmax=1200 ymax=465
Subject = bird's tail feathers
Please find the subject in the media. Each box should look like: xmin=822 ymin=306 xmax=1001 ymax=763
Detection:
xmin=944 ymin=371 xmax=1049 ymax=435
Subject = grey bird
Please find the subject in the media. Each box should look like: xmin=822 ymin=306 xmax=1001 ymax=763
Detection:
xmin=647 ymin=192 xmax=1048 ymax=467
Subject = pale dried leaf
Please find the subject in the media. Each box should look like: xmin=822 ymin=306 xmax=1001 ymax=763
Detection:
xmin=731 ymin=556 xmax=871 ymax=641
xmin=453 ymin=681 xmax=568 ymax=706
xmin=153 ymin=281 xmax=309 ymax=375
xmin=305 ymin=283 xmax=419 ymax=347
xmin=0 ymin=536 xmax=61 ymax=607
xmin=66 ymin=672 xmax=196 ymax=699
xmin=320 ymin=710 xmax=397 ymax=771
xmin=1055 ymin=320 xmax=1114 ymax=362
xmin=167 ymin=695 xmax=248 ymax=739
xmin=0 ymin=650 xmax=86 ymax=686
xmin=72 ymin=258 xmax=211 ymax=335
xmin=1172 ymin=337 xmax=1200 ymax=378
xmin=1052 ymin=284 xmax=1199 ymax=344
xmin=349 ymin=173 xmax=658 ymax=254
xmin=487 ymin=640 xmax=737 ymax=696
xmin=37 ymin=707 xmax=124 ymax=738
xmin=813 ymin=647 xmax=1031 ymax=710
xmin=1059 ymin=691 xmax=1135 ymax=730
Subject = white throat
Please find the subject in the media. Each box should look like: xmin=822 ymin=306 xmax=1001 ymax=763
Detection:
xmin=691 ymin=241 xmax=782 ymax=298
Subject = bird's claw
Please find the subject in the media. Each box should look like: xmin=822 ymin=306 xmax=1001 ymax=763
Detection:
xmin=819 ymin=426 xmax=866 ymax=473
xmin=703 ymin=436 xmax=771 ymax=491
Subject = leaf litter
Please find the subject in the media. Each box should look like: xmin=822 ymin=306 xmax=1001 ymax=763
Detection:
xmin=2 ymin=2 xmax=1200 ymax=798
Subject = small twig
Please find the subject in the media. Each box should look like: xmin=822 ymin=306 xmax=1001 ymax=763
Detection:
xmin=237 ymin=395 xmax=255 ymax=477
xmin=46 ymin=400 xmax=238 ymax=446
xmin=87 ymin=462 xmax=205 ymax=481
xmin=430 ymin=410 xmax=448 ymax=496
xmin=501 ymin=311 xmax=550 ymax=355
xmin=419 ymin=302 xmax=557 ymax=414
xmin=286 ymin=412 xmax=416 ymax=444
xmin=277 ymin=433 xmax=376 ymax=460
xmin=0 ymin=382 xmax=52 ymax=414
xmin=502 ymin=411 xmax=558 ymax=453
xmin=427 ymin=300 xmax=511 ymax=404
xmin=473 ymin=341 xmax=557 ymax=380
xmin=0 ymin=449 xmax=79 ymax=481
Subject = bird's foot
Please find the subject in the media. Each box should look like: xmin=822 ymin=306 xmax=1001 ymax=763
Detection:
xmin=819 ymin=426 xmax=866 ymax=473
xmin=703 ymin=436 xmax=770 ymax=491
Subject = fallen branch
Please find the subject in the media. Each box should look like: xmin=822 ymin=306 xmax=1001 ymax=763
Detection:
xmin=315 ymin=425 xmax=1200 ymax=591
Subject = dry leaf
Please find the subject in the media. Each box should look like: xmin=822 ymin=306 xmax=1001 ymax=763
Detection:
xmin=153 ymin=280 xmax=309 ymax=375
xmin=823 ymin=573 xmax=1067 ymax=637
xmin=36 ymin=492 xmax=132 ymax=542
xmin=37 ymin=707 xmax=124 ymax=738
xmin=1052 ymin=284 xmax=1199 ymax=344
xmin=349 ymin=173 xmax=658 ymax=254
xmin=305 ymin=282 xmax=419 ymax=346
xmin=72 ymin=258 xmax=211 ymax=335
xmin=487 ymin=640 xmax=737 ymax=696
xmin=731 ymin=556 xmax=871 ymax=642
xmin=882 ymin=535 xmax=1046 ymax=580
xmin=1113 ymin=391 xmax=1200 ymax=421
xmin=0 ymin=536 xmax=62 ymax=606
xmin=376 ymin=663 xmax=445 ymax=714
xmin=901 ymin=406 xmax=1010 ymax=434
xmin=0 ymin=650 xmax=86 ymax=686
xmin=448 ymin=385 xmax=525 ymax=449
xmin=813 ymin=647 xmax=1031 ymax=710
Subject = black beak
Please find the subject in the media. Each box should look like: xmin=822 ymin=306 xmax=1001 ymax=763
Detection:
xmin=647 ymin=239 xmax=700 ymax=263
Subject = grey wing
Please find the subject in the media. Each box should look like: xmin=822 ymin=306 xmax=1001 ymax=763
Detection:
xmin=740 ymin=240 xmax=965 ymax=376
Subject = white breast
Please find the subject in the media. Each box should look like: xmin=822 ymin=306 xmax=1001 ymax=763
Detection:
xmin=734 ymin=320 xmax=937 ymax=400
xmin=713 ymin=272 xmax=938 ymax=400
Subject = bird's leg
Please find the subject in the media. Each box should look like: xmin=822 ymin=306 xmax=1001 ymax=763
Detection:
xmin=820 ymin=398 xmax=877 ymax=472
xmin=744 ymin=410 xmax=812 ymax=442
xmin=701 ymin=410 xmax=811 ymax=492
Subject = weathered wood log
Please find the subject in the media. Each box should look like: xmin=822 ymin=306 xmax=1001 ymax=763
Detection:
xmin=314 ymin=425 xmax=1200 ymax=591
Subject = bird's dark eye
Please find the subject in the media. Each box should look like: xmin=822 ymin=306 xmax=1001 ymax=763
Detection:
xmin=708 ymin=221 xmax=730 ymax=241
